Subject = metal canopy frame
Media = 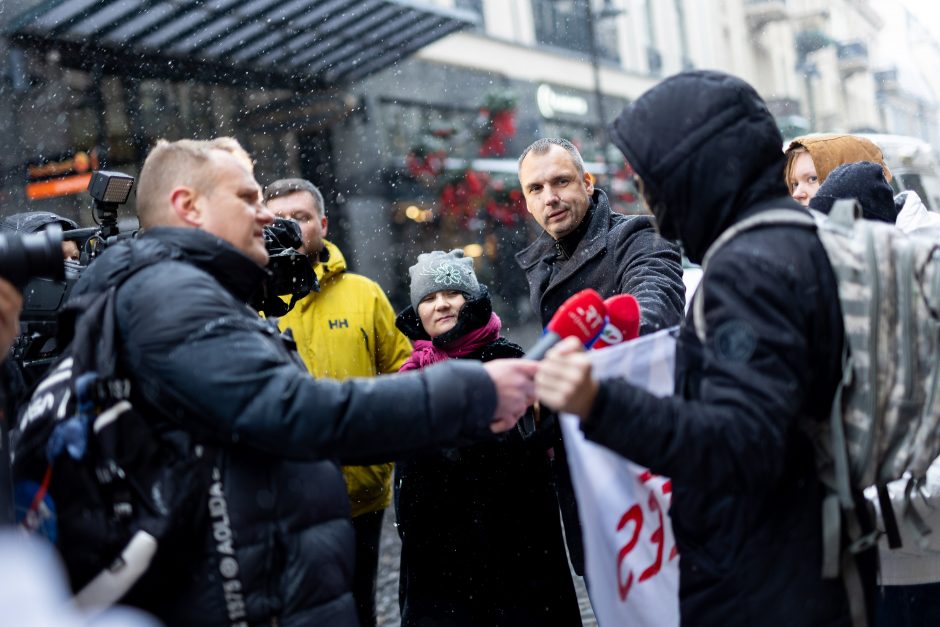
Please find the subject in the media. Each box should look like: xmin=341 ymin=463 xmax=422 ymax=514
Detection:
xmin=7 ymin=0 xmax=476 ymax=89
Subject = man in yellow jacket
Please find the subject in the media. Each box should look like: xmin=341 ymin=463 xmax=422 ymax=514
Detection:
xmin=264 ymin=178 xmax=412 ymax=627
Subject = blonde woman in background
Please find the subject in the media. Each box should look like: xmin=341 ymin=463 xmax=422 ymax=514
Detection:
xmin=784 ymin=134 xmax=892 ymax=205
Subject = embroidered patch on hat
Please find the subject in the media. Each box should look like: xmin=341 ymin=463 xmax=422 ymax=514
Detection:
xmin=421 ymin=262 xmax=466 ymax=286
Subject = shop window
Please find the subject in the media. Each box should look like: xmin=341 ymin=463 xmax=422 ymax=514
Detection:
xmin=455 ymin=0 xmax=485 ymax=29
xmin=138 ymin=80 xmax=184 ymax=141
xmin=540 ymin=120 xmax=601 ymax=163
xmin=531 ymin=0 xmax=619 ymax=62
xmin=381 ymin=99 xmax=481 ymax=164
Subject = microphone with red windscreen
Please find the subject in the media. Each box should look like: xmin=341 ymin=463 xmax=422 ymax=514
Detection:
xmin=592 ymin=294 xmax=641 ymax=349
xmin=525 ymin=289 xmax=608 ymax=360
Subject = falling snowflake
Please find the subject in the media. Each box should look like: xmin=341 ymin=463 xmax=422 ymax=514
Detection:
xmin=421 ymin=262 xmax=465 ymax=286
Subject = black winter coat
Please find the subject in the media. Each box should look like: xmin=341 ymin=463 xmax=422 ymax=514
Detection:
xmin=514 ymin=188 xmax=685 ymax=333
xmin=394 ymin=295 xmax=582 ymax=627
xmin=69 ymin=227 xmax=501 ymax=627
xmin=590 ymin=70 xmax=876 ymax=625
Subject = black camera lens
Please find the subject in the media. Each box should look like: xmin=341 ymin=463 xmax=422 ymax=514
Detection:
xmin=0 ymin=225 xmax=66 ymax=289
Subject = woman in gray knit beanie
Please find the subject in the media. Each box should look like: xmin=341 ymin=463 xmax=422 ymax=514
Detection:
xmin=392 ymin=249 xmax=581 ymax=626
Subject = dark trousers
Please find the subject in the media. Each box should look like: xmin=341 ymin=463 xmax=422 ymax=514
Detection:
xmin=877 ymin=582 xmax=940 ymax=627
xmin=351 ymin=509 xmax=385 ymax=627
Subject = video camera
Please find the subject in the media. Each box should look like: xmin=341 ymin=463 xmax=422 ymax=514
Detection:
xmin=250 ymin=217 xmax=319 ymax=317
xmin=12 ymin=173 xmax=317 ymax=381
xmin=66 ymin=170 xmax=136 ymax=262
xmin=0 ymin=226 xmax=66 ymax=290
xmin=12 ymin=171 xmax=137 ymax=384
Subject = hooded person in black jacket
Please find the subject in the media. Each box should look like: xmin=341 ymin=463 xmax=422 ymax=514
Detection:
xmin=61 ymin=138 xmax=537 ymax=626
xmin=534 ymin=71 xmax=877 ymax=626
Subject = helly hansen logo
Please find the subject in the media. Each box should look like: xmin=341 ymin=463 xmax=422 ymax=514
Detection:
xmin=329 ymin=319 xmax=349 ymax=329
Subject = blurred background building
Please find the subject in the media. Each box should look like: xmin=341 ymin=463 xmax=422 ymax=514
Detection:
xmin=0 ymin=0 xmax=937 ymax=315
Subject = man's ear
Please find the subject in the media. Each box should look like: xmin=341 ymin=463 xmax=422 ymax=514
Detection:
xmin=320 ymin=214 xmax=329 ymax=238
xmin=169 ymin=186 xmax=202 ymax=226
xmin=583 ymin=171 xmax=595 ymax=195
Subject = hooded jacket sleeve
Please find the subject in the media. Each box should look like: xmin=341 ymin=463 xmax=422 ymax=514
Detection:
xmin=118 ymin=264 xmax=497 ymax=462
xmin=582 ymin=238 xmax=815 ymax=492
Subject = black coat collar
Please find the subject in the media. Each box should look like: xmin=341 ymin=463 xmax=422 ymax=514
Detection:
xmin=142 ymin=227 xmax=269 ymax=302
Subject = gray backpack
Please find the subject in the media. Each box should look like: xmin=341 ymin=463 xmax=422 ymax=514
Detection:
xmin=693 ymin=200 xmax=940 ymax=626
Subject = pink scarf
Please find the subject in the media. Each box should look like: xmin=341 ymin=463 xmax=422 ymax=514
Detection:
xmin=399 ymin=313 xmax=502 ymax=372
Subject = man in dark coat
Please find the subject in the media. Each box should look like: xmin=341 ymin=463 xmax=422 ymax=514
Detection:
xmin=535 ymin=71 xmax=877 ymax=626
xmin=65 ymin=137 xmax=537 ymax=626
xmin=515 ymin=137 xmax=686 ymax=575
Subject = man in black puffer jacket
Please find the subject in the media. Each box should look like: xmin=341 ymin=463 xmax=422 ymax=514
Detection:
xmin=534 ymin=71 xmax=877 ymax=626
xmin=67 ymin=138 xmax=537 ymax=626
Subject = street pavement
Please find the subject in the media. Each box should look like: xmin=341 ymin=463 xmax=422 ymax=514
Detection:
xmin=375 ymin=504 xmax=597 ymax=626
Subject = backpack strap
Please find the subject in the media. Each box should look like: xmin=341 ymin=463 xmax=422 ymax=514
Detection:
xmin=828 ymin=351 xmax=875 ymax=627
xmin=805 ymin=200 xmax=876 ymax=627
xmin=829 ymin=196 xmax=863 ymax=228
xmin=692 ymin=209 xmax=816 ymax=344
xmin=876 ymin=482 xmax=903 ymax=550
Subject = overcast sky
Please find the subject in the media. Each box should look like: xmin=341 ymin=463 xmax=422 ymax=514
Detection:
xmin=898 ymin=0 xmax=940 ymax=40
xmin=872 ymin=0 xmax=940 ymax=100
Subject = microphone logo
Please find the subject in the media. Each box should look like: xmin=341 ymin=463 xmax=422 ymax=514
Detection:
xmin=571 ymin=304 xmax=605 ymax=337
xmin=598 ymin=323 xmax=624 ymax=346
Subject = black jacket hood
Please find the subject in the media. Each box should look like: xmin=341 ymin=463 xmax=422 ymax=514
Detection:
xmin=609 ymin=70 xmax=791 ymax=263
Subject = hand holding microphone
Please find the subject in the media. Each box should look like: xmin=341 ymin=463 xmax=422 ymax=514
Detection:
xmin=535 ymin=337 xmax=598 ymax=418
xmin=485 ymin=290 xmax=606 ymax=432
xmin=525 ymin=289 xmax=608 ymax=359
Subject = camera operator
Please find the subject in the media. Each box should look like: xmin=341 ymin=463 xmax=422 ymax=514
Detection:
xmin=264 ymin=178 xmax=412 ymax=627
xmin=62 ymin=137 xmax=537 ymax=626
xmin=0 ymin=277 xmax=23 ymax=525
xmin=0 ymin=279 xmax=22 ymax=356
xmin=3 ymin=212 xmax=82 ymax=389
xmin=0 ymin=214 xmax=70 ymax=525
xmin=0 ymin=212 xmax=79 ymax=261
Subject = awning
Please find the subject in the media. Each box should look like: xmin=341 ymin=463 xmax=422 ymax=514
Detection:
xmin=6 ymin=0 xmax=477 ymax=88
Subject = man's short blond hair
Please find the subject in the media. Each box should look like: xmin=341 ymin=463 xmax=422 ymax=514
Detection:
xmin=136 ymin=137 xmax=254 ymax=228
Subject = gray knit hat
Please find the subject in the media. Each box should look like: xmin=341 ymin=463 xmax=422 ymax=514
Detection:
xmin=408 ymin=249 xmax=481 ymax=310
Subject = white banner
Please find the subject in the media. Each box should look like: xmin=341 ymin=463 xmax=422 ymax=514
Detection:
xmin=560 ymin=327 xmax=680 ymax=627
